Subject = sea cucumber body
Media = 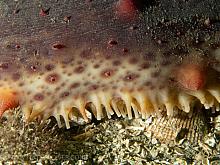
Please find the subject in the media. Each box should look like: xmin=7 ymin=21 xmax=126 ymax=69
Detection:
xmin=0 ymin=0 xmax=220 ymax=129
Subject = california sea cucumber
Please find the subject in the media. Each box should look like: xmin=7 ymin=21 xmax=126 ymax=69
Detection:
xmin=0 ymin=0 xmax=220 ymax=130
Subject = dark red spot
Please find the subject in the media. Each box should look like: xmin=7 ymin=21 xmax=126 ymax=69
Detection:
xmin=124 ymin=73 xmax=139 ymax=81
xmin=83 ymin=82 xmax=89 ymax=86
xmin=46 ymin=73 xmax=59 ymax=84
xmin=15 ymin=44 xmax=20 ymax=49
xmin=12 ymin=73 xmax=21 ymax=81
xmin=168 ymin=77 xmax=176 ymax=83
xmin=151 ymin=70 xmax=160 ymax=78
xmin=101 ymin=69 xmax=115 ymax=78
xmin=143 ymin=82 xmax=155 ymax=90
xmin=40 ymin=8 xmax=50 ymax=16
xmin=52 ymin=43 xmax=66 ymax=50
xmin=74 ymin=66 xmax=85 ymax=73
xmin=70 ymin=82 xmax=80 ymax=89
xmin=108 ymin=39 xmax=118 ymax=46
xmin=45 ymin=64 xmax=55 ymax=71
xmin=93 ymin=64 xmax=100 ymax=68
xmin=129 ymin=57 xmax=138 ymax=64
xmin=0 ymin=63 xmax=9 ymax=70
xmin=112 ymin=60 xmax=121 ymax=66
xmin=34 ymin=93 xmax=44 ymax=101
xmin=88 ymin=84 xmax=99 ymax=90
xmin=77 ymin=61 xmax=83 ymax=65
xmin=122 ymin=48 xmax=129 ymax=53
xmin=140 ymin=62 xmax=150 ymax=69
xmin=18 ymin=82 xmax=24 ymax=87
xmin=60 ymin=92 xmax=70 ymax=98
xmin=31 ymin=66 xmax=37 ymax=71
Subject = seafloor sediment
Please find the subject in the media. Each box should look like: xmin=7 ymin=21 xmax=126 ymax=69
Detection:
xmin=0 ymin=109 xmax=219 ymax=164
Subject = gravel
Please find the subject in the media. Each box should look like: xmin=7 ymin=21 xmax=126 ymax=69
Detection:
xmin=0 ymin=109 xmax=220 ymax=164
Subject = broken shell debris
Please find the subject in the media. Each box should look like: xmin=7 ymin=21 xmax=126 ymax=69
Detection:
xmin=0 ymin=109 xmax=220 ymax=164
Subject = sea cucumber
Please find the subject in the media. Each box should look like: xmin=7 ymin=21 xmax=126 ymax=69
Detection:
xmin=0 ymin=0 xmax=220 ymax=129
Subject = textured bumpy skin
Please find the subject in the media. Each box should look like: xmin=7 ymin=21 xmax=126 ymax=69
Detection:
xmin=0 ymin=0 xmax=220 ymax=129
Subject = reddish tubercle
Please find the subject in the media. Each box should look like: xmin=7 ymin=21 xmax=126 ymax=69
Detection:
xmin=116 ymin=0 xmax=138 ymax=20
xmin=0 ymin=88 xmax=19 ymax=117
xmin=175 ymin=64 xmax=206 ymax=91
